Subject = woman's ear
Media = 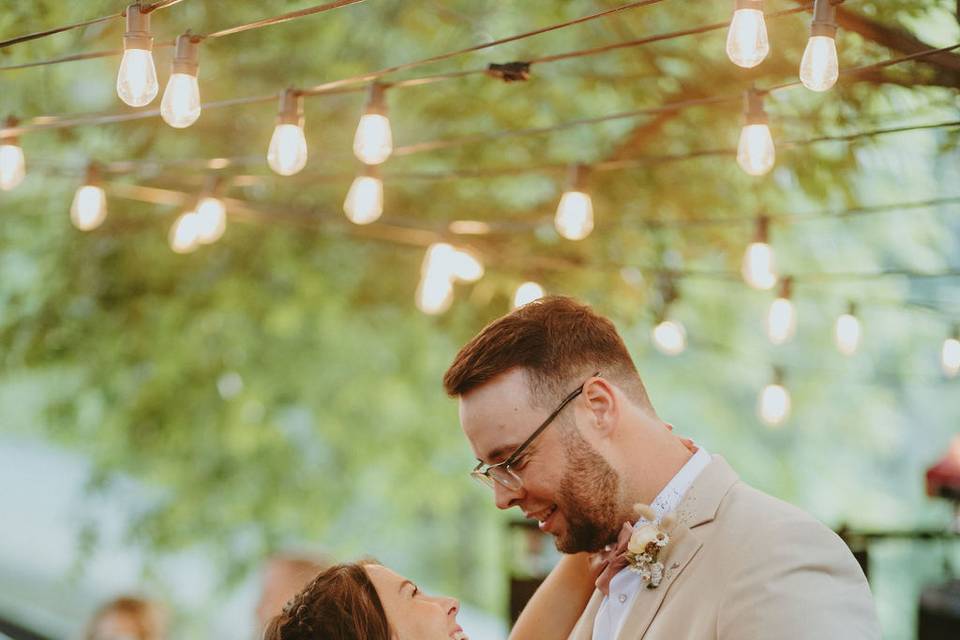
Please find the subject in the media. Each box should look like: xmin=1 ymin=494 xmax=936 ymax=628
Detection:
xmin=582 ymin=376 xmax=618 ymax=436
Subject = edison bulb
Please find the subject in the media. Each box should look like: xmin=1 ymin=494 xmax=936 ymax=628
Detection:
xmin=652 ymin=320 xmax=686 ymax=356
xmin=267 ymin=123 xmax=308 ymax=176
xmin=742 ymin=242 xmax=776 ymax=289
xmin=424 ymin=243 xmax=484 ymax=283
xmin=195 ymin=197 xmax=226 ymax=244
xmin=169 ymin=211 xmax=202 ymax=254
xmin=117 ymin=48 xmax=159 ymax=107
xmin=161 ymin=73 xmax=201 ymax=128
xmin=727 ymin=8 xmax=769 ymax=68
xmin=353 ymin=114 xmax=393 ymax=165
xmin=343 ymin=175 xmax=384 ymax=225
xmin=737 ymin=123 xmax=775 ymax=176
xmin=835 ymin=312 xmax=861 ymax=356
xmin=450 ymin=248 xmax=483 ymax=283
xmin=416 ymin=270 xmax=454 ymax=315
xmin=555 ymin=191 xmax=594 ymax=240
xmin=767 ymin=297 xmax=796 ymax=345
xmin=942 ymin=337 xmax=960 ymax=378
xmin=70 ymin=185 xmax=107 ymax=231
xmin=513 ymin=282 xmax=545 ymax=308
xmin=759 ymin=383 xmax=791 ymax=426
xmin=0 ymin=143 xmax=25 ymax=190
xmin=799 ymin=35 xmax=839 ymax=92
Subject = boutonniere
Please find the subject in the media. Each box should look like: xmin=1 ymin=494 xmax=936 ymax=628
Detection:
xmin=622 ymin=504 xmax=677 ymax=589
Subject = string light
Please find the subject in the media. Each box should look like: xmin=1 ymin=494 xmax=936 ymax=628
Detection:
xmin=835 ymin=301 xmax=861 ymax=356
xmin=172 ymin=176 xmax=227 ymax=246
xmin=161 ymin=33 xmax=202 ymax=128
xmin=103 ymin=180 xmax=960 ymax=375
xmin=652 ymin=316 xmax=687 ymax=356
xmin=169 ymin=210 xmax=202 ymax=253
xmin=726 ymin=0 xmax=769 ymax=68
xmin=353 ymin=83 xmax=393 ymax=165
xmin=343 ymin=165 xmax=384 ymax=225
xmin=416 ymin=269 xmax=454 ymax=315
xmin=942 ymin=325 xmax=960 ymax=378
xmin=767 ymin=276 xmax=796 ymax=345
xmin=650 ymin=275 xmax=686 ymax=355
xmin=194 ymin=196 xmax=226 ymax=243
xmin=267 ymin=89 xmax=308 ymax=176
xmin=513 ymin=281 xmax=545 ymax=308
xmin=742 ymin=214 xmax=777 ymax=290
xmin=555 ymin=164 xmax=594 ymax=240
xmin=737 ymin=89 xmax=775 ymax=176
xmin=70 ymin=163 xmax=107 ymax=231
xmin=415 ymin=243 xmax=484 ymax=315
xmin=449 ymin=247 xmax=484 ymax=283
xmin=758 ymin=367 xmax=791 ymax=426
xmin=799 ymin=0 xmax=840 ymax=92
xmin=117 ymin=3 xmax=159 ymax=107
xmin=0 ymin=117 xmax=25 ymax=191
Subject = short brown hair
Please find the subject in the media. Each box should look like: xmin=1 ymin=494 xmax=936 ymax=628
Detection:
xmin=262 ymin=561 xmax=390 ymax=640
xmin=443 ymin=296 xmax=653 ymax=409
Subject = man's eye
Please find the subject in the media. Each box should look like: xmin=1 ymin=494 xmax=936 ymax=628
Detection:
xmin=512 ymin=456 xmax=530 ymax=469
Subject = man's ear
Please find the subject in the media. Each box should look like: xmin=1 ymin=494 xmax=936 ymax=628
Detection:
xmin=581 ymin=376 xmax=618 ymax=436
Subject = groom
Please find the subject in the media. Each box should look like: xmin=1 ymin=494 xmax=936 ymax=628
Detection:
xmin=443 ymin=296 xmax=879 ymax=639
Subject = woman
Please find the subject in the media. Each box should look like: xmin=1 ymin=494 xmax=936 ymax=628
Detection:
xmin=264 ymin=552 xmax=599 ymax=640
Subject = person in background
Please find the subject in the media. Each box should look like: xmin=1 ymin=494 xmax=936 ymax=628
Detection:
xmin=83 ymin=596 xmax=167 ymax=640
xmin=255 ymin=552 xmax=332 ymax=634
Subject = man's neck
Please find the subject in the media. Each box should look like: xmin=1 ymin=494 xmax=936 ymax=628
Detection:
xmin=619 ymin=434 xmax=695 ymax=519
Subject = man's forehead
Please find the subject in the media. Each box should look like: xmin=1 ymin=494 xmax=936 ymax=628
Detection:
xmin=458 ymin=368 xmax=537 ymax=461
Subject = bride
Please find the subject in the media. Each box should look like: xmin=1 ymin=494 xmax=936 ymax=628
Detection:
xmin=263 ymin=551 xmax=598 ymax=640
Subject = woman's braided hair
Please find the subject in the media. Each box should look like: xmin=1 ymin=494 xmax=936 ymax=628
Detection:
xmin=262 ymin=561 xmax=391 ymax=640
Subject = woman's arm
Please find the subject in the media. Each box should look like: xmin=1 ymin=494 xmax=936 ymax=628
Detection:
xmin=508 ymin=552 xmax=599 ymax=640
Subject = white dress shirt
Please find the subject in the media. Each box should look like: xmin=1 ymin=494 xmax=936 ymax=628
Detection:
xmin=592 ymin=445 xmax=712 ymax=640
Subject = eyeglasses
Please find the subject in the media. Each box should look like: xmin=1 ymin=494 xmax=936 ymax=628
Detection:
xmin=471 ymin=372 xmax=600 ymax=492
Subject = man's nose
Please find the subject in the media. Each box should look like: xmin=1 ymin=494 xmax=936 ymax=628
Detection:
xmin=493 ymin=479 xmax=523 ymax=510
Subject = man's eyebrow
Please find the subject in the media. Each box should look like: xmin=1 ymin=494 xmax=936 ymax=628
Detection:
xmin=482 ymin=444 xmax=521 ymax=464
xmin=398 ymin=580 xmax=415 ymax=594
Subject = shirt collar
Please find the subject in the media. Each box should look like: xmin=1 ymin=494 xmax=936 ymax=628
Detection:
xmin=635 ymin=444 xmax=711 ymax=526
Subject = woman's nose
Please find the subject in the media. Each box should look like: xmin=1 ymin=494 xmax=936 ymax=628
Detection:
xmin=445 ymin=596 xmax=460 ymax=616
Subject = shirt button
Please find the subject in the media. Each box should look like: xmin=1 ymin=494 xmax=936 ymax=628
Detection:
xmin=618 ymin=594 xmax=628 ymax=604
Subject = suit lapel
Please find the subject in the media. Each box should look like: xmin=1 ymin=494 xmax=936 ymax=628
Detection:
xmin=613 ymin=456 xmax=739 ymax=639
xmin=569 ymin=456 xmax=740 ymax=640
xmin=613 ymin=522 xmax=703 ymax=640
xmin=683 ymin=455 xmax=740 ymax=530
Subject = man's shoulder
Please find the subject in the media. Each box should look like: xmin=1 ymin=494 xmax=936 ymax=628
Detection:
xmin=711 ymin=475 xmax=849 ymax=554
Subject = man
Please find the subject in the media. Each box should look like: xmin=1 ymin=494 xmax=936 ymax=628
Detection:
xmin=443 ymin=296 xmax=879 ymax=639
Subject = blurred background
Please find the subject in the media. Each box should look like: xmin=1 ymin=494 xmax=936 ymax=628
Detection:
xmin=0 ymin=1 xmax=959 ymax=638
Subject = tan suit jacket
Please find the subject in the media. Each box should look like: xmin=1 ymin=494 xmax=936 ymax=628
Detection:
xmin=569 ymin=456 xmax=880 ymax=640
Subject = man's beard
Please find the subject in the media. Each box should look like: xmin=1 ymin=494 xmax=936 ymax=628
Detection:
xmin=552 ymin=428 xmax=621 ymax=554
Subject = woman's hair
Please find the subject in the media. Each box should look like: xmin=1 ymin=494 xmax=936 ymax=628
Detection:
xmin=263 ymin=561 xmax=391 ymax=640
xmin=84 ymin=596 xmax=166 ymax=640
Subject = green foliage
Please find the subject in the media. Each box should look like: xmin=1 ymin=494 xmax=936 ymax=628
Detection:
xmin=0 ymin=1 xmax=959 ymax=635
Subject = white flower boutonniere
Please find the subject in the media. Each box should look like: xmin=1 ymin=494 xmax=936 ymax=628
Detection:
xmin=621 ymin=504 xmax=676 ymax=589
